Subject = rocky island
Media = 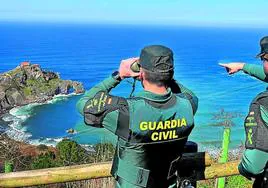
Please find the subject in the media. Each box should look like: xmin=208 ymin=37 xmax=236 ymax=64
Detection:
xmin=0 ymin=61 xmax=84 ymax=114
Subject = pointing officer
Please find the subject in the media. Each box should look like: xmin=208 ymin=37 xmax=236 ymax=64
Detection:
xmin=220 ymin=36 xmax=268 ymax=188
xmin=77 ymin=45 xmax=198 ymax=188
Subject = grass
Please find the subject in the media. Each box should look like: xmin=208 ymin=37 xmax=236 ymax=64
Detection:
xmin=197 ymin=175 xmax=253 ymax=188
xmin=23 ymin=87 xmax=32 ymax=96
xmin=24 ymin=78 xmax=61 ymax=97
xmin=226 ymin=175 xmax=252 ymax=188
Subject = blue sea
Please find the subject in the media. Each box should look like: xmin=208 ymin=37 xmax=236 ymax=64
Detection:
xmin=0 ymin=22 xmax=267 ymax=151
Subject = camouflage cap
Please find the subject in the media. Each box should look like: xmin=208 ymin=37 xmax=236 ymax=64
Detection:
xmin=139 ymin=45 xmax=174 ymax=73
xmin=256 ymin=36 xmax=268 ymax=58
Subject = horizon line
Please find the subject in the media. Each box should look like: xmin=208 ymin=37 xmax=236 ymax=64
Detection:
xmin=1 ymin=19 xmax=268 ymax=30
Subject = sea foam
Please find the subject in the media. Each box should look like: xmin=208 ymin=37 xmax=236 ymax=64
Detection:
xmin=2 ymin=93 xmax=79 ymax=145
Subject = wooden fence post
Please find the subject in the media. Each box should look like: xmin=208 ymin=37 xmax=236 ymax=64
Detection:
xmin=216 ymin=127 xmax=231 ymax=188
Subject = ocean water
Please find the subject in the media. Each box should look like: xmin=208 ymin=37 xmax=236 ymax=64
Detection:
xmin=0 ymin=22 xmax=267 ymax=150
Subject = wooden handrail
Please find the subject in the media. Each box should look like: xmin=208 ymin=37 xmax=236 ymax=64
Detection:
xmin=0 ymin=162 xmax=112 ymax=187
xmin=205 ymin=160 xmax=239 ymax=179
xmin=0 ymin=158 xmax=240 ymax=187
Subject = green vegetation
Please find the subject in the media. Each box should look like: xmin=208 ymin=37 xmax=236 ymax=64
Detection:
xmin=56 ymin=139 xmax=89 ymax=166
xmin=198 ymin=176 xmax=252 ymax=188
xmin=0 ymin=135 xmax=115 ymax=173
xmin=23 ymin=87 xmax=32 ymax=96
xmin=24 ymin=78 xmax=60 ymax=97
xmin=55 ymin=139 xmax=115 ymax=165
xmin=29 ymin=139 xmax=115 ymax=171
xmin=31 ymin=151 xmax=58 ymax=169
xmin=226 ymin=175 xmax=252 ymax=188
xmin=49 ymin=78 xmax=61 ymax=87
xmin=36 ymin=144 xmax=49 ymax=151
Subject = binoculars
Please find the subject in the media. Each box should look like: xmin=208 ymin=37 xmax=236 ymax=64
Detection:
xmin=130 ymin=60 xmax=140 ymax=73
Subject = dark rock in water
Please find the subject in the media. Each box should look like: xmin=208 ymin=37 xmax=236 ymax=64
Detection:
xmin=0 ymin=63 xmax=85 ymax=114
xmin=66 ymin=128 xmax=76 ymax=134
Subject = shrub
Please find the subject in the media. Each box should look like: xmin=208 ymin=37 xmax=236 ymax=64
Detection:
xmin=31 ymin=151 xmax=57 ymax=169
xmin=56 ymin=139 xmax=88 ymax=166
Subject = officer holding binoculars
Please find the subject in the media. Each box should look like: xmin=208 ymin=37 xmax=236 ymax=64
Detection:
xmin=77 ymin=45 xmax=198 ymax=188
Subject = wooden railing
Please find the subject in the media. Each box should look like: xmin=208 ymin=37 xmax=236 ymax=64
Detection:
xmin=0 ymin=127 xmax=242 ymax=187
xmin=0 ymin=154 xmax=240 ymax=187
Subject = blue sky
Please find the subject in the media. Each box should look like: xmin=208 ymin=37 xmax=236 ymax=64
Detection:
xmin=1 ymin=0 xmax=268 ymax=27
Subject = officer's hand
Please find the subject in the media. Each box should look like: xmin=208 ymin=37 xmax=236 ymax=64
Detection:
xmin=219 ymin=63 xmax=245 ymax=75
xmin=119 ymin=57 xmax=140 ymax=79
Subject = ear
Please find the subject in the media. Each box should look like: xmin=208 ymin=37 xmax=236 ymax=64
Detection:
xmin=139 ymin=70 xmax=144 ymax=80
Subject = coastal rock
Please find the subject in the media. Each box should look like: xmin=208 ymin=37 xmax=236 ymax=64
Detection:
xmin=59 ymin=81 xmax=72 ymax=94
xmin=5 ymin=88 xmax=25 ymax=106
xmin=0 ymin=91 xmax=5 ymax=100
xmin=0 ymin=63 xmax=85 ymax=114
xmin=0 ymin=100 xmax=11 ymax=111
xmin=73 ymin=81 xmax=85 ymax=94
xmin=43 ymin=71 xmax=58 ymax=81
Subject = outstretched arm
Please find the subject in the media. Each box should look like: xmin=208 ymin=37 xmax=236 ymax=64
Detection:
xmin=243 ymin=64 xmax=268 ymax=82
xmin=219 ymin=62 xmax=268 ymax=82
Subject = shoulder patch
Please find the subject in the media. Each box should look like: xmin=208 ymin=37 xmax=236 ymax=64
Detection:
xmin=83 ymin=91 xmax=127 ymax=126
xmin=84 ymin=91 xmax=119 ymax=115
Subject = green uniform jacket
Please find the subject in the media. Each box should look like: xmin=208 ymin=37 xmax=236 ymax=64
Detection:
xmin=239 ymin=64 xmax=268 ymax=177
xmin=76 ymin=76 xmax=198 ymax=188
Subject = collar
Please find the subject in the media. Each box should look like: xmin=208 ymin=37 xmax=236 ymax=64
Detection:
xmin=135 ymin=88 xmax=173 ymax=102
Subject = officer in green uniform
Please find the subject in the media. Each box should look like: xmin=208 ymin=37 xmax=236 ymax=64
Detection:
xmin=220 ymin=36 xmax=268 ymax=188
xmin=76 ymin=45 xmax=198 ymax=188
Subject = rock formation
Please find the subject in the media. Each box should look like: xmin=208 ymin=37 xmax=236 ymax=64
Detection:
xmin=0 ymin=63 xmax=84 ymax=114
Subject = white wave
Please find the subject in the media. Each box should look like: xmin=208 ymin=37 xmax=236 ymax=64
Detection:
xmin=4 ymin=125 xmax=32 ymax=142
xmin=80 ymin=144 xmax=95 ymax=152
xmin=1 ymin=112 xmax=31 ymax=142
xmin=53 ymin=137 xmax=64 ymax=143
xmin=55 ymin=92 xmax=82 ymax=97
xmin=28 ymin=137 xmax=64 ymax=147
xmin=2 ymin=113 xmax=15 ymax=122
xmin=27 ymin=137 xmax=95 ymax=150
xmin=46 ymin=92 xmax=80 ymax=104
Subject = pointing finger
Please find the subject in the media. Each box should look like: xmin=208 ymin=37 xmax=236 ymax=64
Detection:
xmin=219 ymin=63 xmax=228 ymax=67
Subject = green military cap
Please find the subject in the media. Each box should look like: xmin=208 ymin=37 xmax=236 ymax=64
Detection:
xmin=139 ymin=45 xmax=174 ymax=73
xmin=256 ymin=36 xmax=268 ymax=58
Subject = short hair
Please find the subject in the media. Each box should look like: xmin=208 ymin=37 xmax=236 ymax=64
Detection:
xmin=142 ymin=68 xmax=174 ymax=87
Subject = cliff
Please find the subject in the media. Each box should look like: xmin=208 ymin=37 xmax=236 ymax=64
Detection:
xmin=0 ymin=63 xmax=84 ymax=114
